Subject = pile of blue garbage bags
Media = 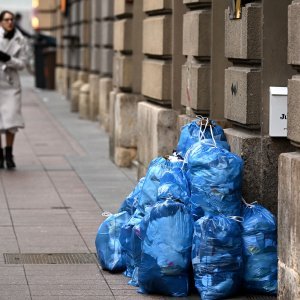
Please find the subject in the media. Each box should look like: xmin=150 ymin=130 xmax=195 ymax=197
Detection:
xmin=95 ymin=118 xmax=278 ymax=299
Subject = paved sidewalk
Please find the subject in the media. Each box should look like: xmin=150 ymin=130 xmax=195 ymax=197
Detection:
xmin=0 ymin=76 xmax=274 ymax=300
xmin=0 ymin=75 xmax=151 ymax=300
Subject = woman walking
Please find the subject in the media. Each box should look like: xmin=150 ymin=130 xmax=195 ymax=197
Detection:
xmin=0 ymin=10 xmax=27 ymax=169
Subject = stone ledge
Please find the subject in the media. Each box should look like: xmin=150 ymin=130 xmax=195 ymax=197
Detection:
xmin=137 ymin=101 xmax=178 ymax=168
xmin=288 ymin=1 xmax=300 ymax=65
xmin=142 ymin=59 xmax=171 ymax=101
xmin=143 ymin=0 xmax=172 ymax=13
xmin=114 ymin=0 xmax=133 ymax=16
xmin=278 ymin=152 xmax=300 ymax=298
xmin=225 ymin=128 xmax=295 ymax=215
xmin=278 ymin=258 xmax=300 ymax=299
xmin=113 ymin=54 xmax=133 ymax=89
xmin=114 ymin=19 xmax=133 ymax=52
xmin=79 ymin=83 xmax=90 ymax=119
xmin=224 ymin=66 xmax=261 ymax=126
xmin=101 ymin=0 xmax=114 ymax=19
xmin=225 ymin=3 xmax=262 ymax=60
xmin=89 ymin=74 xmax=100 ymax=121
xmin=143 ymin=15 xmax=172 ymax=56
xmin=181 ymin=61 xmax=210 ymax=112
xmin=99 ymin=78 xmax=113 ymax=132
xmin=183 ymin=10 xmax=211 ymax=57
xmin=288 ymin=75 xmax=300 ymax=147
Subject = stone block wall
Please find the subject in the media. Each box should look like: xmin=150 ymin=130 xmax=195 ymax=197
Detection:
xmin=224 ymin=66 xmax=261 ymax=127
xmin=88 ymin=0 xmax=101 ymax=121
xmin=79 ymin=0 xmax=91 ymax=72
xmin=278 ymin=152 xmax=300 ymax=300
xmin=54 ymin=1 xmax=64 ymax=94
xmin=277 ymin=1 xmax=300 ymax=298
xmin=113 ymin=1 xmax=133 ymax=92
xmin=77 ymin=0 xmax=92 ymax=118
xmin=136 ymin=0 xmax=186 ymax=176
xmin=181 ymin=1 xmax=211 ymax=115
xmin=110 ymin=0 xmax=143 ymax=168
xmin=224 ymin=3 xmax=298 ymax=296
xmin=98 ymin=1 xmax=114 ymax=130
xmin=100 ymin=0 xmax=114 ymax=76
xmin=99 ymin=78 xmax=113 ymax=132
xmin=223 ymin=1 xmax=295 ymax=217
xmin=224 ymin=3 xmax=262 ymax=127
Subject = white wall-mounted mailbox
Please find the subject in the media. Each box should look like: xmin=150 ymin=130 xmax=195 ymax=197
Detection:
xmin=269 ymin=87 xmax=288 ymax=137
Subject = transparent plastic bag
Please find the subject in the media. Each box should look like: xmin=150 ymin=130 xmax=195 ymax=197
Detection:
xmin=242 ymin=203 xmax=277 ymax=294
xmin=157 ymin=167 xmax=190 ymax=205
xmin=138 ymin=200 xmax=194 ymax=297
xmin=119 ymin=209 xmax=144 ymax=278
xmin=119 ymin=177 xmax=145 ymax=215
xmin=186 ymin=140 xmax=243 ymax=219
xmin=95 ymin=211 xmax=130 ymax=272
xmin=138 ymin=156 xmax=183 ymax=214
xmin=176 ymin=119 xmax=227 ymax=157
xmin=192 ymin=216 xmax=243 ymax=300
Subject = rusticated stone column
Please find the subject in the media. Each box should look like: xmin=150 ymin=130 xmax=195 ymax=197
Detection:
xmin=278 ymin=1 xmax=300 ymax=298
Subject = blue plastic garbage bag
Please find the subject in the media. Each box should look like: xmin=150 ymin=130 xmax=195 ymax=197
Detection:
xmin=192 ymin=215 xmax=243 ymax=300
xmin=119 ymin=224 xmax=134 ymax=277
xmin=95 ymin=211 xmax=130 ymax=272
xmin=157 ymin=167 xmax=190 ymax=205
xmin=119 ymin=209 xmax=144 ymax=278
xmin=242 ymin=204 xmax=277 ymax=294
xmin=138 ymin=200 xmax=194 ymax=297
xmin=129 ymin=226 xmax=142 ymax=286
xmin=119 ymin=177 xmax=145 ymax=215
xmin=186 ymin=140 xmax=243 ymax=219
xmin=128 ymin=212 xmax=151 ymax=287
xmin=138 ymin=156 xmax=183 ymax=214
xmin=176 ymin=120 xmax=227 ymax=157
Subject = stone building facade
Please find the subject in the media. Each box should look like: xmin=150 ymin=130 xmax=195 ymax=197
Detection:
xmin=37 ymin=0 xmax=299 ymax=298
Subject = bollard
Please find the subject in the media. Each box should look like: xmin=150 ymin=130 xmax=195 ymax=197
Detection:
xmin=89 ymin=74 xmax=100 ymax=121
xmin=79 ymin=83 xmax=90 ymax=119
xmin=70 ymin=80 xmax=84 ymax=112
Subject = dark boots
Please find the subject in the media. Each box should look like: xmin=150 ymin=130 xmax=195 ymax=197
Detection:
xmin=0 ymin=148 xmax=4 ymax=169
xmin=4 ymin=146 xmax=16 ymax=169
xmin=0 ymin=147 xmax=16 ymax=169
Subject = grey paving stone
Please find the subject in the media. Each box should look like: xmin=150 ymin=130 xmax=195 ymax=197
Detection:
xmin=11 ymin=209 xmax=73 ymax=227
xmin=110 ymin=284 xmax=137 ymax=290
xmin=30 ymin=284 xmax=113 ymax=296
xmin=15 ymin=226 xmax=89 ymax=253
xmin=0 ymin=187 xmax=7 ymax=208
xmin=0 ymin=209 xmax=12 ymax=226
xmin=31 ymin=297 xmax=114 ymax=300
xmin=25 ymin=264 xmax=103 ymax=275
xmin=1 ymin=171 xmax=56 ymax=196
xmin=113 ymin=289 xmax=145 ymax=296
xmin=27 ymin=276 xmax=105 ymax=286
xmin=114 ymin=295 xmax=165 ymax=300
xmin=0 ymin=271 xmax=27 ymax=285
xmin=0 ymin=289 xmax=31 ymax=300
xmin=59 ymin=198 xmax=101 ymax=211
xmin=39 ymin=156 xmax=73 ymax=171
xmin=0 ymin=227 xmax=19 ymax=252
xmin=68 ymin=210 xmax=103 ymax=223
xmin=103 ymin=278 xmax=132 ymax=285
xmin=7 ymin=193 xmax=62 ymax=209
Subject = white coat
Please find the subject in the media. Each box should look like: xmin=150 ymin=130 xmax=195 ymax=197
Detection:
xmin=0 ymin=27 xmax=27 ymax=131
